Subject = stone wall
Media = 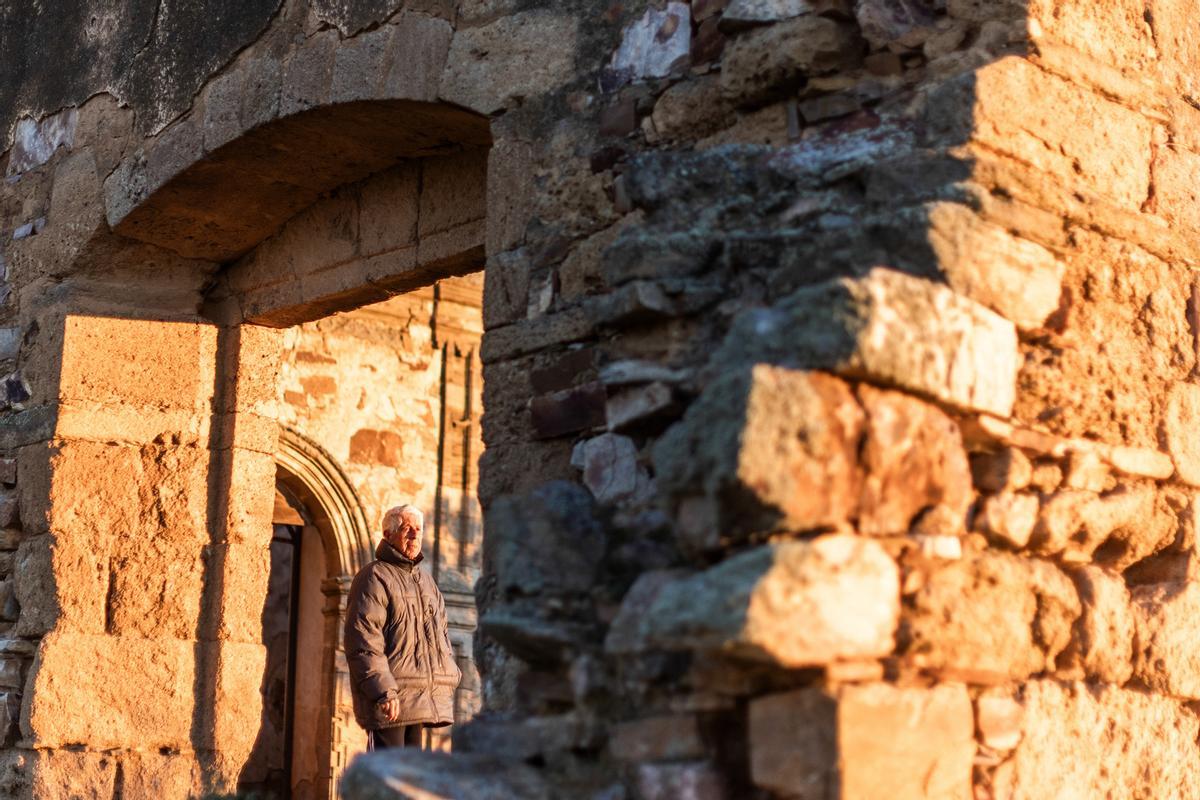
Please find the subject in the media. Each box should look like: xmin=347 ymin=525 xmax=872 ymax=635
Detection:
xmin=0 ymin=0 xmax=1199 ymax=798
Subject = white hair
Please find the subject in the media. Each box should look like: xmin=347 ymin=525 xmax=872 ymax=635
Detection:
xmin=383 ymin=504 xmax=424 ymax=534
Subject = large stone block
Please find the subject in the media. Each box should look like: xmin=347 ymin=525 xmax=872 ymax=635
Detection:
xmin=936 ymin=57 xmax=1154 ymax=209
xmin=0 ymin=748 xmax=117 ymax=800
xmin=717 ymin=268 xmax=1019 ymax=416
xmin=22 ymin=632 xmax=196 ymax=750
xmin=750 ymin=683 xmax=974 ymax=799
xmin=1008 ymin=681 xmax=1200 ymax=798
xmin=720 ymin=16 xmax=859 ymax=104
xmin=631 ymin=535 xmax=898 ymax=667
xmin=439 ymin=11 xmax=578 ymax=114
xmin=901 ymin=552 xmax=1079 ymax=681
xmin=654 ymin=367 xmax=864 ymax=551
xmin=57 ymin=316 xmax=218 ymax=412
xmin=485 ymin=481 xmax=606 ymax=598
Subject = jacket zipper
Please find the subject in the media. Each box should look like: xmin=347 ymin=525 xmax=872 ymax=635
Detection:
xmin=412 ymin=571 xmax=438 ymax=719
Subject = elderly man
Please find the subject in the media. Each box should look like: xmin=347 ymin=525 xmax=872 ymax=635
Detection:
xmin=344 ymin=504 xmax=461 ymax=750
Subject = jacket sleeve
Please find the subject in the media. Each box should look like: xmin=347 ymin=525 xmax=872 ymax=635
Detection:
xmin=344 ymin=569 xmax=399 ymax=704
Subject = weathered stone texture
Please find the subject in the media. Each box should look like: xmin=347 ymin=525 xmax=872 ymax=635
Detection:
xmin=750 ymin=683 xmax=974 ymax=799
xmin=901 ymin=552 xmax=1079 ymax=681
xmin=1008 ymin=681 xmax=1200 ymax=798
xmin=627 ymin=536 xmax=899 ymax=667
xmin=717 ymin=269 xmax=1019 ymax=416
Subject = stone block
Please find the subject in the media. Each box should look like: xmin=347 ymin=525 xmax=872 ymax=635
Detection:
xmin=1027 ymin=0 xmax=1158 ymax=78
xmin=750 ymin=683 xmax=974 ymax=799
xmin=722 ymin=0 xmax=813 ymax=26
xmin=637 ymin=535 xmax=898 ymax=667
xmin=854 ymin=0 xmax=937 ymax=49
xmin=202 ymin=69 xmax=246 ymax=152
xmin=486 ymin=482 xmax=606 ymax=598
xmin=975 ymin=691 xmax=1023 ymax=751
xmin=440 ymin=11 xmax=578 ymax=114
xmin=1060 ymin=565 xmax=1133 ymax=684
xmin=608 ymin=3 xmax=691 ymax=85
xmin=23 ymin=632 xmax=196 ymax=749
xmin=239 ymin=57 xmax=282 ymax=131
xmin=720 ymin=17 xmax=859 ymax=105
xmin=901 ymin=552 xmax=1079 ymax=681
xmin=611 ymin=714 xmax=708 ymax=762
xmin=281 ymin=30 xmax=338 ymax=116
xmin=57 ymin=315 xmax=218 ymax=412
xmin=571 ymin=433 xmax=651 ymax=506
xmin=970 ymin=448 xmax=1033 ymax=493
xmin=857 ymin=384 xmax=972 ymax=536
xmin=382 ymin=12 xmax=454 ymax=101
xmin=717 ymin=268 xmax=1019 ymax=416
xmin=1008 ymin=681 xmax=1200 ymax=798
xmin=115 ymin=751 xmax=202 ymax=799
xmin=934 ymin=57 xmax=1154 ymax=209
xmin=975 ymin=492 xmax=1038 ymax=549
xmin=0 ymin=748 xmax=117 ymax=800
xmin=1133 ymin=581 xmax=1200 ymax=699
xmin=1032 ymin=484 xmax=1172 ymax=566
xmin=331 ymin=26 xmax=394 ymax=103
xmin=14 ymin=532 xmax=105 ymax=637
xmin=105 ymin=537 xmax=205 ymax=640
xmin=529 ymin=381 xmax=606 ymax=439
xmin=634 ymin=761 xmax=728 ymax=800
xmin=1165 ymin=382 xmax=1200 ymax=486
xmin=922 ymin=202 xmax=1064 ymax=330
xmin=358 ymin=163 xmax=420 ymax=257
xmin=419 ymin=151 xmax=488 ymax=239
xmin=606 ymin=381 xmax=676 ymax=432
xmin=207 ymin=641 xmax=268 ymax=770
xmin=340 ymin=750 xmax=551 ymax=800
xmin=605 ymin=569 xmax=690 ymax=655
xmin=654 ymin=367 xmax=864 ymax=551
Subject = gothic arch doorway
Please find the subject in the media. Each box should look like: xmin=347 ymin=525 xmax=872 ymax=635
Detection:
xmin=244 ymin=427 xmax=374 ymax=800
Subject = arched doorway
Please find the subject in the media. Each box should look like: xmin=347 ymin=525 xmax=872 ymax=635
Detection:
xmin=251 ymin=428 xmax=374 ymax=800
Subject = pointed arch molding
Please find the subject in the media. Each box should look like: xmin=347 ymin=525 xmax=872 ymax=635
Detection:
xmin=275 ymin=426 xmax=375 ymax=577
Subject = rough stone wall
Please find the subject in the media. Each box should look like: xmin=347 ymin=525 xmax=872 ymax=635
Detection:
xmin=0 ymin=0 xmax=1198 ymax=799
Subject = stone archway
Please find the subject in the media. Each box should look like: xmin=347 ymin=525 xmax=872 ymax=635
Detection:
xmin=275 ymin=426 xmax=373 ymax=579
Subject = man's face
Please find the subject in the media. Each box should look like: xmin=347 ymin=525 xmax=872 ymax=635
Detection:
xmin=390 ymin=518 xmax=422 ymax=560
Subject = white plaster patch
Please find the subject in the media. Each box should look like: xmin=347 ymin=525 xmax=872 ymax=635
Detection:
xmin=7 ymin=108 xmax=78 ymax=176
xmin=610 ymin=2 xmax=691 ymax=84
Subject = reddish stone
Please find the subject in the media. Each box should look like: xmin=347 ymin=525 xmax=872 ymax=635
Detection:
xmin=692 ymin=17 xmax=727 ymax=67
xmin=299 ymin=375 xmax=337 ymax=397
xmin=529 ymin=381 xmax=607 ymax=439
xmin=857 ymin=385 xmax=972 ymax=536
xmin=349 ymin=429 xmax=406 ymax=467
xmin=599 ymin=97 xmax=639 ymax=137
xmin=529 ymin=349 xmax=598 ymax=395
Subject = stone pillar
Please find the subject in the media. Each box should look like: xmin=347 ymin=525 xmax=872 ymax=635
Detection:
xmin=5 ymin=313 xmax=284 ymax=796
xmin=321 ymin=575 xmax=362 ymax=800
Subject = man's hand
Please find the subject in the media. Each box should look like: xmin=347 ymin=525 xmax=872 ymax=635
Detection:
xmin=377 ymin=697 xmax=401 ymax=722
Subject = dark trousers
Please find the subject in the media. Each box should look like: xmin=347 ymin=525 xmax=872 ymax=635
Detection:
xmin=369 ymin=724 xmax=424 ymax=750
